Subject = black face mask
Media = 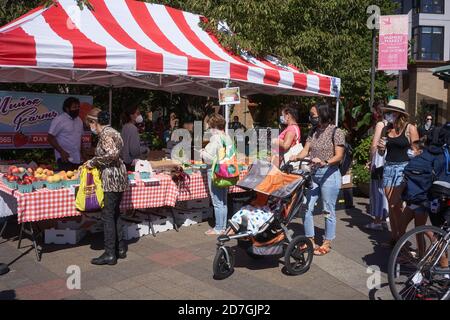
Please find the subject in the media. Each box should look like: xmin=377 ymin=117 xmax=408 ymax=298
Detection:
xmin=309 ymin=116 xmax=320 ymax=127
xmin=68 ymin=110 xmax=79 ymax=119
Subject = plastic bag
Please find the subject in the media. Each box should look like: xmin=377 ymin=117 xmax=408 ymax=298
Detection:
xmin=75 ymin=167 xmax=104 ymax=212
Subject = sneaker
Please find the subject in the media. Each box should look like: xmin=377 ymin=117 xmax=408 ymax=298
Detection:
xmin=364 ymin=222 xmax=384 ymax=231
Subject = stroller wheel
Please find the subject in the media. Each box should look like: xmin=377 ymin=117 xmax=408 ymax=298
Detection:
xmin=284 ymin=236 xmax=313 ymax=276
xmin=213 ymin=246 xmax=235 ymax=280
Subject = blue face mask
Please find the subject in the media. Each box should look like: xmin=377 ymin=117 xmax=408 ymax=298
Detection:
xmin=90 ymin=126 xmax=97 ymax=135
xmin=384 ymin=112 xmax=397 ymax=124
xmin=279 ymin=115 xmax=286 ymax=125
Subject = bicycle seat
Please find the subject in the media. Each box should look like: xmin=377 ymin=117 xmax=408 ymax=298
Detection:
xmin=433 ymin=181 xmax=450 ymax=189
xmin=431 ymin=181 xmax=450 ymax=200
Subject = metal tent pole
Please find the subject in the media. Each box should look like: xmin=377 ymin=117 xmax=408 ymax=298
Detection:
xmin=108 ymin=87 xmax=113 ymax=125
xmin=335 ymin=97 xmax=340 ymax=127
xmin=225 ymin=80 xmax=231 ymax=135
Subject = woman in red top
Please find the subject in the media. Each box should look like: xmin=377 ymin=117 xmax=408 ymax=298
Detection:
xmin=272 ymin=106 xmax=301 ymax=167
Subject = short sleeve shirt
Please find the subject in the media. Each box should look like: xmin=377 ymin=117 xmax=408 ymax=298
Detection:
xmin=306 ymin=125 xmax=345 ymax=161
xmin=48 ymin=113 xmax=84 ymax=164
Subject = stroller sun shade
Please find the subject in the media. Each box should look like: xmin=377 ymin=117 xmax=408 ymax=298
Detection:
xmin=237 ymin=160 xmax=304 ymax=198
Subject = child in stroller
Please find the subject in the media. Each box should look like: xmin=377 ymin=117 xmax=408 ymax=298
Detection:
xmin=212 ymin=159 xmax=315 ymax=280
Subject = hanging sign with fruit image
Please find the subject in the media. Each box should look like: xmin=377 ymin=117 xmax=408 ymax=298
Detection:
xmin=0 ymin=91 xmax=93 ymax=149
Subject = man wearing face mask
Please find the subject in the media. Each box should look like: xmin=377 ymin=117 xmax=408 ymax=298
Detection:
xmin=48 ymin=97 xmax=84 ymax=171
xmin=418 ymin=113 xmax=435 ymax=147
xmin=120 ymin=104 xmax=149 ymax=171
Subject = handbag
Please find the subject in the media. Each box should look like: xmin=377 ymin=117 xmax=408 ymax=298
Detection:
xmin=212 ymin=135 xmax=240 ymax=188
xmin=75 ymin=167 xmax=104 ymax=212
xmin=371 ymin=151 xmax=385 ymax=180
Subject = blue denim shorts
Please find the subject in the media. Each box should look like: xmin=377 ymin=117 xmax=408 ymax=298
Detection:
xmin=383 ymin=162 xmax=408 ymax=188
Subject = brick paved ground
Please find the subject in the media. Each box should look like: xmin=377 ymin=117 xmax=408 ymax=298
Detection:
xmin=0 ymin=197 xmax=396 ymax=300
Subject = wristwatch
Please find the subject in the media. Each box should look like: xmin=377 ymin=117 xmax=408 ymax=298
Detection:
xmin=324 ymin=160 xmax=329 ymax=166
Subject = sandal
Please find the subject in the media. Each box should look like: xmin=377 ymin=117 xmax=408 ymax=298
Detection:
xmin=205 ymin=229 xmax=222 ymax=236
xmin=300 ymin=237 xmax=318 ymax=251
xmin=314 ymin=240 xmax=332 ymax=256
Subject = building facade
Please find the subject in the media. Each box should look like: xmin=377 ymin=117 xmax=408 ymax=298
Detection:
xmin=393 ymin=0 xmax=450 ymax=125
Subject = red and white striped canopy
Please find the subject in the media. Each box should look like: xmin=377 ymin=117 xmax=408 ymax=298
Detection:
xmin=0 ymin=0 xmax=340 ymax=97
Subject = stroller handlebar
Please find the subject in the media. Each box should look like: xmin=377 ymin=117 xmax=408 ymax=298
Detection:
xmin=280 ymin=159 xmax=312 ymax=176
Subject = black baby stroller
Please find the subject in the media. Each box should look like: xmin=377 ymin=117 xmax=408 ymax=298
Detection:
xmin=212 ymin=160 xmax=314 ymax=280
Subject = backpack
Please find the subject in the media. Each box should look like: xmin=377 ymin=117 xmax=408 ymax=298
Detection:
xmin=332 ymin=127 xmax=353 ymax=176
xmin=402 ymin=126 xmax=450 ymax=205
xmin=211 ymin=135 xmax=240 ymax=188
xmin=402 ymin=150 xmax=437 ymax=205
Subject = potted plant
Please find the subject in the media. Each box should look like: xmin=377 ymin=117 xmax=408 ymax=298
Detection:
xmin=352 ymin=135 xmax=372 ymax=197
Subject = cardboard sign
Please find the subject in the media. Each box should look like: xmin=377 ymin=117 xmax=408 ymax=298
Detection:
xmin=218 ymin=87 xmax=240 ymax=105
xmin=0 ymin=91 xmax=93 ymax=149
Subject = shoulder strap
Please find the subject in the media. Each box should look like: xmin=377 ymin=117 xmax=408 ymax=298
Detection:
xmin=293 ymin=125 xmax=301 ymax=144
xmin=332 ymin=126 xmax=337 ymax=147
xmin=405 ymin=123 xmax=411 ymax=142
xmin=431 ymin=126 xmax=442 ymax=146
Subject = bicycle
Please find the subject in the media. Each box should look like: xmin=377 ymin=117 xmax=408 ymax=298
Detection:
xmin=388 ymin=181 xmax=450 ymax=300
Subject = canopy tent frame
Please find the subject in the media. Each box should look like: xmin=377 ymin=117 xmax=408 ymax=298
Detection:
xmin=0 ymin=0 xmax=342 ymax=128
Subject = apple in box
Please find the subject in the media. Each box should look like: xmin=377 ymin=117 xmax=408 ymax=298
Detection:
xmin=8 ymin=166 xmax=19 ymax=175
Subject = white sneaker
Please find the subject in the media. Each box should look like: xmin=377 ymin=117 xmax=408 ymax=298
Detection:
xmin=364 ymin=222 xmax=383 ymax=231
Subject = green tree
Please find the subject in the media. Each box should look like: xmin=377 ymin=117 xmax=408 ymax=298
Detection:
xmin=1 ymin=0 xmax=398 ymax=142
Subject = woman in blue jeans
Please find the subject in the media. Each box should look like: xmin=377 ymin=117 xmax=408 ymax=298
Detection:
xmin=200 ymin=114 xmax=233 ymax=235
xmin=290 ymin=104 xmax=344 ymax=256
xmin=375 ymin=100 xmax=419 ymax=247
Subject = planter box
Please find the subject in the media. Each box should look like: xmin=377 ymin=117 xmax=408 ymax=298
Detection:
xmin=355 ymin=183 xmax=370 ymax=198
xmin=45 ymin=228 xmax=86 ymax=245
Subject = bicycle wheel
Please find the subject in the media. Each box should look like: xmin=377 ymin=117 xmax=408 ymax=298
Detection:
xmin=388 ymin=225 xmax=450 ymax=300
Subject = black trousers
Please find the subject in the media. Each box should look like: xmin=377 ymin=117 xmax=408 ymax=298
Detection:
xmin=101 ymin=192 xmax=125 ymax=254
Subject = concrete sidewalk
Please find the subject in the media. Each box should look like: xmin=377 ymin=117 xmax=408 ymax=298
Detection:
xmin=0 ymin=197 xmax=394 ymax=300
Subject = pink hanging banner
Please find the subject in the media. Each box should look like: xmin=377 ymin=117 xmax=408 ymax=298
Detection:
xmin=378 ymin=15 xmax=409 ymax=71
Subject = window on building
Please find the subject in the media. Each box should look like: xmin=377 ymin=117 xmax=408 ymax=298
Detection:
xmin=413 ymin=26 xmax=444 ymax=60
xmin=414 ymin=0 xmax=445 ymax=14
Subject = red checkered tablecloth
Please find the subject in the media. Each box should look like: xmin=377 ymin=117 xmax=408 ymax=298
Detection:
xmin=0 ymin=170 xmax=248 ymax=223
xmin=176 ymin=172 xmax=209 ymax=201
xmin=120 ymin=174 xmax=178 ymax=210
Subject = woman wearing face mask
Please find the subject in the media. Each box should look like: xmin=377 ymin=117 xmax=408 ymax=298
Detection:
xmin=418 ymin=113 xmax=435 ymax=147
xmin=375 ymin=100 xmax=419 ymax=247
xmin=121 ymin=105 xmax=149 ymax=171
xmin=272 ymin=106 xmax=301 ymax=167
xmin=289 ymin=104 xmax=345 ymax=256
xmin=85 ymin=108 xmax=128 ymax=265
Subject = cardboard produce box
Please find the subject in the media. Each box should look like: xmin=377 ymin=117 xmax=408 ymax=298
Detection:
xmin=149 ymin=159 xmax=181 ymax=172
xmin=341 ymin=170 xmax=353 ymax=189
xmin=147 ymin=150 xmax=166 ymax=161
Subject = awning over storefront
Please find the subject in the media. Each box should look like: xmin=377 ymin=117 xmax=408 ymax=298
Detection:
xmin=432 ymin=64 xmax=450 ymax=83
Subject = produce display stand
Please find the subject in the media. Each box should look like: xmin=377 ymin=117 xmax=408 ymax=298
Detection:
xmin=0 ymin=169 xmax=247 ymax=261
xmin=0 ymin=0 xmax=340 ymax=262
